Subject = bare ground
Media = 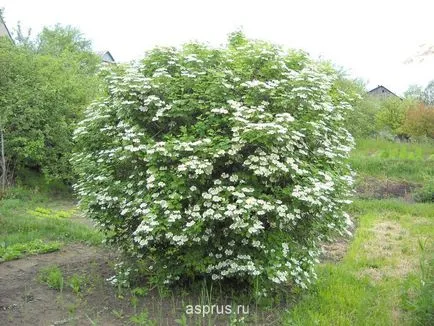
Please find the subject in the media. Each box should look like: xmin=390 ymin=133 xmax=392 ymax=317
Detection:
xmin=0 ymin=244 xmax=128 ymax=326
xmin=356 ymin=177 xmax=419 ymax=201
xmin=0 ymin=243 xmax=264 ymax=326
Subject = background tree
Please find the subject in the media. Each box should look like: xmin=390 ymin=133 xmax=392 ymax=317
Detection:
xmin=0 ymin=23 xmax=101 ymax=188
xmin=375 ymin=97 xmax=412 ymax=137
xmin=422 ymin=80 xmax=434 ymax=105
xmin=402 ymin=102 xmax=434 ymax=138
xmin=404 ymin=84 xmax=424 ymax=100
xmin=336 ymin=77 xmax=385 ymax=139
xmin=0 ymin=38 xmax=35 ymax=190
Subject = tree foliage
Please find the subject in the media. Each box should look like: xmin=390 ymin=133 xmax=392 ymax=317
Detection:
xmin=375 ymin=97 xmax=410 ymax=136
xmin=404 ymin=81 xmax=434 ymax=106
xmin=0 ymin=24 xmax=101 ymax=184
xmin=73 ymin=34 xmax=357 ymax=292
xmin=402 ymin=102 xmax=434 ymax=138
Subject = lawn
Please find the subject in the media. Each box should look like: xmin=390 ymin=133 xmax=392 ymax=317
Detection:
xmin=284 ymin=200 xmax=433 ymax=325
xmin=0 ymin=188 xmax=102 ymax=262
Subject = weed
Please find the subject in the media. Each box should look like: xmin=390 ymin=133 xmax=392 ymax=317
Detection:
xmin=68 ymin=273 xmax=89 ymax=295
xmin=38 ymin=265 xmax=64 ymax=291
xmin=174 ymin=313 xmax=188 ymax=325
xmin=129 ymin=309 xmax=157 ymax=325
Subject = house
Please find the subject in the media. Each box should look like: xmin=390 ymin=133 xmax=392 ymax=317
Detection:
xmin=0 ymin=15 xmax=13 ymax=42
xmin=367 ymin=85 xmax=401 ymax=100
xmin=96 ymin=50 xmax=116 ymax=64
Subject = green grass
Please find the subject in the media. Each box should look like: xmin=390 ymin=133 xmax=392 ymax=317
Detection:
xmin=0 ymin=188 xmax=103 ymax=262
xmin=38 ymin=265 xmax=65 ymax=291
xmin=68 ymin=273 xmax=91 ymax=295
xmin=350 ymin=139 xmax=434 ymax=183
xmin=284 ymin=200 xmax=433 ymax=325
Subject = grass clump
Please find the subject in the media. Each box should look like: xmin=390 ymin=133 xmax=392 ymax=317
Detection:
xmin=130 ymin=309 xmax=157 ymax=326
xmin=38 ymin=265 xmax=65 ymax=291
xmin=68 ymin=273 xmax=91 ymax=295
xmin=400 ymin=238 xmax=434 ymax=325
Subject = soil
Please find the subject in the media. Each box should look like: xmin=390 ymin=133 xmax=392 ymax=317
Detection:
xmin=356 ymin=177 xmax=419 ymax=201
xmin=0 ymin=244 xmax=130 ymax=326
xmin=0 ymin=243 xmax=258 ymax=326
xmin=319 ymin=217 xmax=356 ymax=263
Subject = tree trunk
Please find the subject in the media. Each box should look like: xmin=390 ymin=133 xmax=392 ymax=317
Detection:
xmin=1 ymin=129 xmax=6 ymax=192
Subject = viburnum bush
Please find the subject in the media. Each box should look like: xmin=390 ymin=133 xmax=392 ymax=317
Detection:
xmin=72 ymin=32 xmax=357 ymax=293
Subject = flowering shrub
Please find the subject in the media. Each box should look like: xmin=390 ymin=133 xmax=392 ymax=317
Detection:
xmin=72 ymin=33 xmax=356 ymax=292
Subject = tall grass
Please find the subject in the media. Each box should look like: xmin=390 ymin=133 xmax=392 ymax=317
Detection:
xmin=350 ymin=139 xmax=434 ymax=183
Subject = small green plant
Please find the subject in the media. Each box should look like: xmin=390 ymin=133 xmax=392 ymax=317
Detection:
xmin=129 ymin=309 xmax=157 ymax=325
xmin=230 ymin=314 xmax=247 ymax=325
xmin=174 ymin=313 xmax=188 ymax=325
xmin=129 ymin=287 xmax=149 ymax=313
xmin=68 ymin=273 xmax=89 ymax=295
xmin=413 ymin=180 xmax=434 ymax=203
xmin=38 ymin=265 xmax=64 ymax=291
xmin=111 ymin=309 xmax=125 ymax=319
xmin=131 ymin=287 xmax=148 ymax=297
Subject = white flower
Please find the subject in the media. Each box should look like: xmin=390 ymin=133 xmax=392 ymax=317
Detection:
xmin=229 ymin=175 xmax=238 ymax=182
xmin=186 ymin=220 xmax=195 ymax=228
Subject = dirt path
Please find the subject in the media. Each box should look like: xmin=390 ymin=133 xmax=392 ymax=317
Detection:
xmin=0 ymin=244 xmax=122 ymax=326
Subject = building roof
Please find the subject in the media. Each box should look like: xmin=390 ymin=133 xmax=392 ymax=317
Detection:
xmin=367 ymin=85 xmax=401 ymax=99
xmin=0 ymin=16 xmax=13 ymax=42
xmin=96 ymin=50 xmax=116 ymax=63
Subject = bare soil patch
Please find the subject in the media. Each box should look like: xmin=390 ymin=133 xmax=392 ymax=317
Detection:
xmin=0 ymin=244 xmax=128 ymax=326
xmin=0 ymin=244 xmax=263 ymax=325
xmin=356 ymin=177 xmax=419 ymax=200
xmin=320 ymin=218 xmax=356 ymax=263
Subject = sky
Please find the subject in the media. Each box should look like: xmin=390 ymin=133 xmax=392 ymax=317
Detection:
xmin=2 ymin=0 xmax=433 ymax=95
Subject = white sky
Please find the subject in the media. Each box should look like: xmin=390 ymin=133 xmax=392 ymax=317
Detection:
xmin=2 ymin=0 xmax=433 ymax=95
